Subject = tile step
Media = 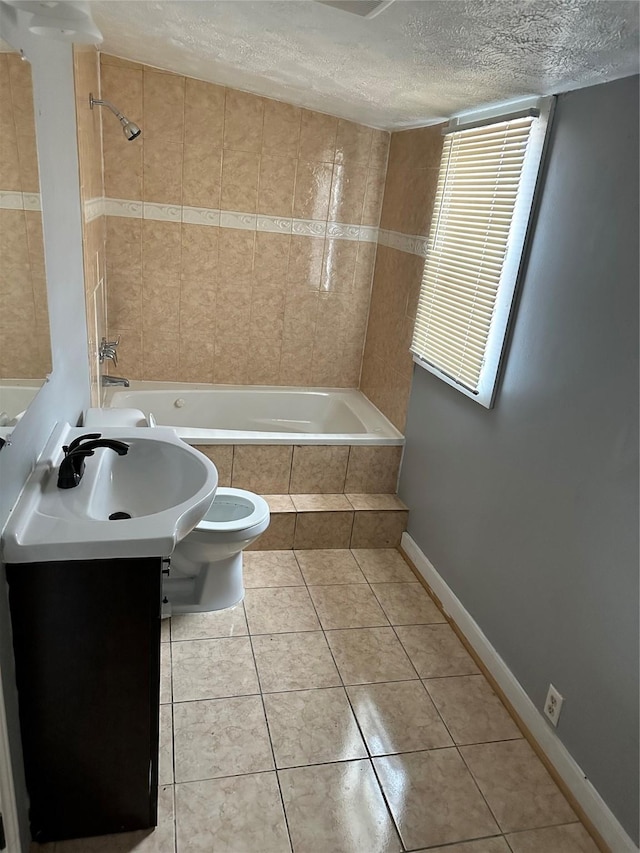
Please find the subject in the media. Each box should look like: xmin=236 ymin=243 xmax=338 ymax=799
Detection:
xmin=248 ymin=494 xmax=408 ymax=551
xmin=264 ymin=494 xmax=408 ymax=513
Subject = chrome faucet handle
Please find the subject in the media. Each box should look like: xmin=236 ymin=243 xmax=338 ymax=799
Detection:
xmin=98 ymin=337 xmax=119 ymax=366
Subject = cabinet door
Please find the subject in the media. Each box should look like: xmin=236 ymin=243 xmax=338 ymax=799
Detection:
xmin=7 ymin=557 xmax=162 ymax=843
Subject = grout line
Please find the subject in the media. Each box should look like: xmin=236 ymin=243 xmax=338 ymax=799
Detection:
xmin=295 ymin=550 xmax=408 ymax=851
xmin=245 ymin=628 xmax=296 ymax=853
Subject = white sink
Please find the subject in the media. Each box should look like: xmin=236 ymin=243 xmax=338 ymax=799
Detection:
xmin=1 ymin=424 xmax=218 ymax=563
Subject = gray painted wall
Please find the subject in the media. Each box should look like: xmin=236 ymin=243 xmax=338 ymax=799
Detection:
xmin=399 ymin=75 xmax=639 ymax=842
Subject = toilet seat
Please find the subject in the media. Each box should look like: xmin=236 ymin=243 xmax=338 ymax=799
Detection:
xmin=195 ymin=488 xmax=270 ymax=534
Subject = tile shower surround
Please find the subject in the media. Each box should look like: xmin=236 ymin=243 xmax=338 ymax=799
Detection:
xmin=74 ymin=46 xmax=107 ymax=405
xmin=0 ymin=53 xmax=51 ymax=379
xmin=97 ymin=54 xmax=390 ymax=388
xmin=361 ymin=125 xmax=445 ymax=431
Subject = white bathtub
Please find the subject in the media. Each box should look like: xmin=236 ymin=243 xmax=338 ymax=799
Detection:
xmin=0 ymin=380 xmax=45 ymax=423
xmin=104 ymin=382 xmax=404 ymax=445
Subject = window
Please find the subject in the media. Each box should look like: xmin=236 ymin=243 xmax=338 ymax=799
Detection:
xmin=411 ymin=98 xmax=553 ymax=407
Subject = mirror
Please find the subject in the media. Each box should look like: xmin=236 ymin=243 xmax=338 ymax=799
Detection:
xmin=0 ymin=47 xmax=52 ymax=431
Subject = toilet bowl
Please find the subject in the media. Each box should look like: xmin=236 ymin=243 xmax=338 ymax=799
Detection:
xmin=164 ymin=488 xmax=270 ymax=614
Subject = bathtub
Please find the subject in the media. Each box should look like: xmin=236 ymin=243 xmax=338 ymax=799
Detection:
xmin=0 ymin=380 xmax=45 ymax=423
xmin=104 ymin=381 xmax=404 ymax=445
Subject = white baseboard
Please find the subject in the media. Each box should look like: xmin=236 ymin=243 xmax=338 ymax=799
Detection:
xmin=401 ymin=532 xmax=639 ymax=853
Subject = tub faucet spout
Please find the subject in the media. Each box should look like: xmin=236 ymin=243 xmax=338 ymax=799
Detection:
xmin=102 ymin=375 xmax=130 ymax=387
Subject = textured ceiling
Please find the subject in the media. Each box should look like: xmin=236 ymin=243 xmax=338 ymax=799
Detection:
xmin=92 ymin=0 xmax=639 ymax=129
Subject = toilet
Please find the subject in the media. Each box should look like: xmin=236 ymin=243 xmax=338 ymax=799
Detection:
xmin=83 ymin=408 xmax=270 ymax=614
xmin=165 ymin=488 xmax=270 ymax=613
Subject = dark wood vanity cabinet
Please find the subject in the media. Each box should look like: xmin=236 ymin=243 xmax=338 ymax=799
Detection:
xmin=6 ymin=556 xmax=162 ymax=843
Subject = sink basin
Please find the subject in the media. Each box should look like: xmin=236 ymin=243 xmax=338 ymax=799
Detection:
xmin=1 ymin=424 xmax=218 ymax=563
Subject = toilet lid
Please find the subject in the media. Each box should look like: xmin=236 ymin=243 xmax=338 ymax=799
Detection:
xmin=197 ymin=488 xmax=270 ymax=533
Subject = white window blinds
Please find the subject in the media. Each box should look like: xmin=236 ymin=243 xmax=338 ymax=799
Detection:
xmin=411 ymin=102 xmax=551 ymax=407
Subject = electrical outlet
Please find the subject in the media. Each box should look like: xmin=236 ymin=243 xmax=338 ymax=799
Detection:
xmin=544 ymin=684 xmax=564 ymax=727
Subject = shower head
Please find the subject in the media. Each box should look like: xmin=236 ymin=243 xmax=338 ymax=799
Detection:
xmin=89 ymin=94 xmax=141 ymax=141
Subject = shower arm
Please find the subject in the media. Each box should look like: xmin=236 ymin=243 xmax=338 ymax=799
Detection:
xmin=89 ymin=94 xmax=127 ymax=123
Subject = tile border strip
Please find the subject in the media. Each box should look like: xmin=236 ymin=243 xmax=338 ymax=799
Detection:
xmin=0 ymin=190 xmax=41 ymax=211
xmin=378 ymin=228 xmax=429 ymax=258
xmin=100 ymin=197 xmax=429 ymax=253
xmin=2 ymin=192 xmax=428 ymax=257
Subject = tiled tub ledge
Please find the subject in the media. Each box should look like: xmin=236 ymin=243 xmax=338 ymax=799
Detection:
xmin=193 ymin=444 xmax=403 ymax=495
xmin=247 ymin=494 xmax=409 ymax=550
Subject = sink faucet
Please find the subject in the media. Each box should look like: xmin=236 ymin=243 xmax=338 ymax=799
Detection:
xmin=57 ymin=433 xmax=130 ymax=489
xmin=102 ymin=375 xmax=130 ymax=387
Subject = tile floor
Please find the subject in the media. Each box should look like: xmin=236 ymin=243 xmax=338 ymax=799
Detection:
xmin=38 ymin=549 xmax=598 ymax=853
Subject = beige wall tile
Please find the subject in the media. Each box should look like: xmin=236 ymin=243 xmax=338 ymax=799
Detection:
xmin=335 ymin=119 xmax=373 ymax=166
xmin=143 ymin=138 xmax=183 ymax=203
xmin=106 ymin=328 xmax=142 ymax=380
xmin=293 ymin=161 xmax=333 ymax=220
xmin=290 ymin=446 xmax=349 ymax=493
xmin=232 ymin=445 xmax=293 ymax=493
xmin=6 ymin=52 xmax=32 ymax=88
xmin=100 ymin=54 xmax=144 ymax=71
xmin=362 ymin=166 xmax=387 ymax=226
xmin=294 ymin=511 xmax=354 ymax=549
xmin=15 ymin=133 xmax=39 ymax=193
xmin=183 ymin=138 xmax=222 ymax=208
xmin=247 ymin=513 xmax=296 ymax=550
xmin=258 ymin=154 xmax=296 ymax=217
xmin=179 ymin=333 xmax=215 ymax=384
xmin=142 ymin=274 xmax=180 ymax=336
xmin=107 ymin=273 xmax=142 ymax=330
xmin=185 ymin=77 xmax=225 ymax=147
xmin=103 ymin=132 xmax=143 ymax=200
xmin=0 ymin=267 xmax=35 ymax=330
xmin=359 ymin=246 xmax=421 ymax=428
xmin=224 ymin=89 xmax=264 ymax=152
xmin=142 ymin=220 xmax=181 ymax=277
xmin=100 ymin=62 xmax=143 ymax=199
xmin=299 ymin=110 xmax=338 ymax=163
xmin=350 ymin=510 xmax=408 ymax=548
xmin=179 ymin=279 xmax=216 ymax=335
xmin=0 ymin=209 xmax=29 ymax=268
xmin=216 ymin=283 xmax=252 ymax=343
xmin=12 ymin=80 xmax=35 ymax=138
xmin=180 ymin=223 xmax=218 ymax=283
xmin=100 ymin=62 xmax=144 ymax=126
xmin=106 ymin=216 xmax=142 ymax=280
xmin=143 ymin=69 xmax=185 ymax=142
xmin=254 ymin=231 xmax=291 ymax=286
xmin=329 ymin=163 xmax=368 ymax=223
xmin=218 ymin=228 xmax=255 ymax=278
xmin=262 ymin=99 xmax=301 ymax=158
xmin=143 ymin=332 xmax=180 ymax=381
xmin=279 ymin=291 xmax=318 ymax=385
xmin=345 ymin=446 xmax=402 ymax=493
xmin=98 ymin=57 xmax=390 ymax=390
xmin=287 ymin=236 xmax=325 ymax=291
xmin=0 ymin=128 xmax=22 ymax=192
xmin=214 ymin=342 xmax=249 ymax=385
xmin=221 ymin=149 xmax=260 ymax=213
xmin=193 ymin=445 xmax=234 ymax=486
xmin=320 ymin=239 xmax=358 ymax=293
